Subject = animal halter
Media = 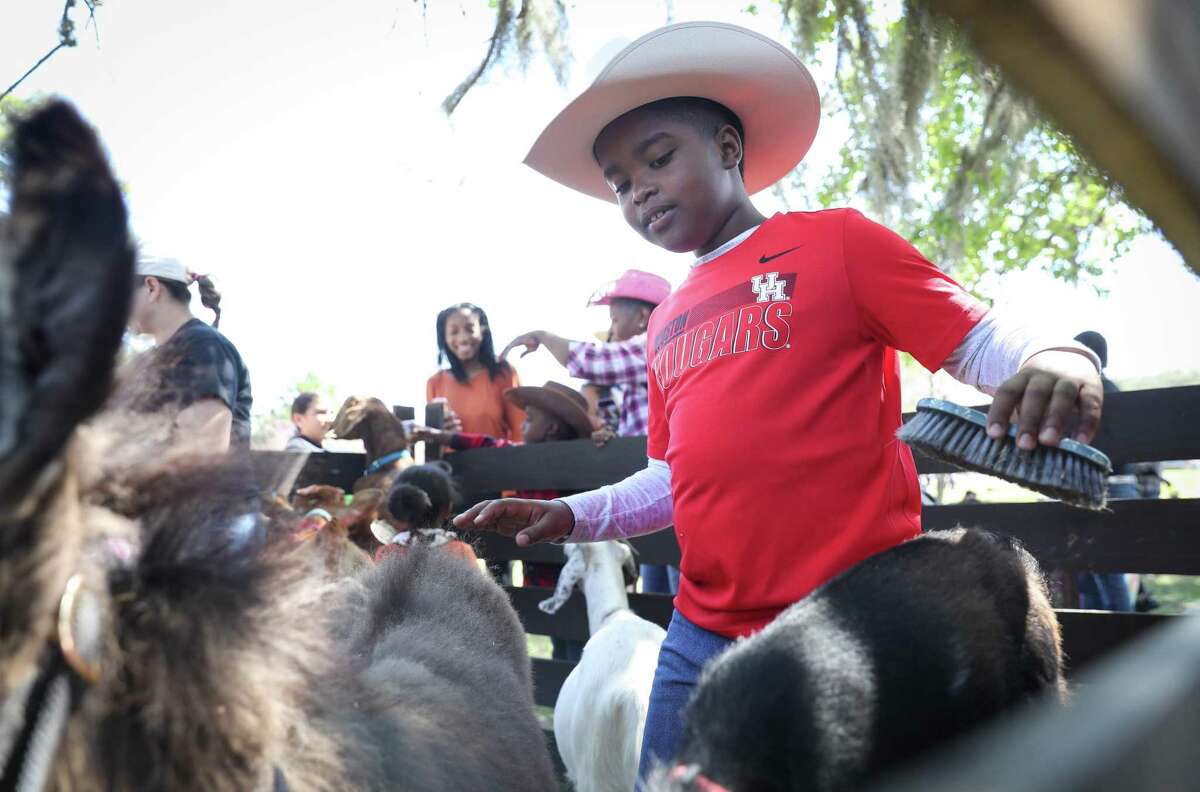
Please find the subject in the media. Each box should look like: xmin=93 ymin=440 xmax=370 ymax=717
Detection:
xmin=0 ymin=573 xmax=104 ymax=791
xmin=362 ymin=450 xmax=411 ymax=477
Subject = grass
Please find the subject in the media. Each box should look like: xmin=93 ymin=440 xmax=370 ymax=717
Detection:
xmin=1141 ymin=575 xmax=1200 ymax=614
xmin=527 ymin=633 xmax=553 ymax=659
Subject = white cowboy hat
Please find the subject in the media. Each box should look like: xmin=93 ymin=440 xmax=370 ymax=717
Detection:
xmin=524 ymin=21 xmax=820 ymax=203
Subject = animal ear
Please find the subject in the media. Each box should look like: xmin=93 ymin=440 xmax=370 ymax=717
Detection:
xmin=329 ymin=396 xmax=370 ymax=439
xmin=0 ymin=100 xmax=134 ymax=510
xmin=537 ymin=546 xmax=586 ymax=615
xmin=617 ymin=540 xmax=640 ymax=586
xmin=341 ymin=488 xmax=384 ymax=529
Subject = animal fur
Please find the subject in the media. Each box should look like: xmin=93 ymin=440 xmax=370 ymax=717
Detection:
xmin=647 ymin=528 xmax=1066 ymax=792
xmin=0 ymin=100 xmax=556 ymax=792
xmin=282 ymin=485 xmax=383 ymax=578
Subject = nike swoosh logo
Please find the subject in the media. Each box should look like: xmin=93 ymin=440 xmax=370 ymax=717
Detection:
xmin=759 ymin=245 xmax=803 ymax=264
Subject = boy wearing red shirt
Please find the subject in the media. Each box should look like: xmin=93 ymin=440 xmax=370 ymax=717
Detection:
xmin=456 ymin=22 xmax=1103 ymax=779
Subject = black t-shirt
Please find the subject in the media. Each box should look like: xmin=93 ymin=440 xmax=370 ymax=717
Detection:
xmin=143 ymin=319 xmax=253 ymax=446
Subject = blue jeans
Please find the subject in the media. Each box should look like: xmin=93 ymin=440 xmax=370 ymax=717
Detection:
xmin=1077 ymin=572 xmax=1133 ymax=611
xmin=637 ymin=610 xmax=734 ymax=783
xmin=641 ymin=564 xmax=681 ymax=595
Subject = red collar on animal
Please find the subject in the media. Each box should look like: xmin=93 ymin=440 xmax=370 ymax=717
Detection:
xmin=670 ymin=764 xmax=733 ymax=792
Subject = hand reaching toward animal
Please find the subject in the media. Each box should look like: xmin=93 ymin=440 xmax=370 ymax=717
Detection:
xmin=454 ymin=498 xmax=575 ymax=547
xmin=987 ymin=349 xmax=1103 ymax=450
xmin=442 ymin=405 xmax=464 ymax=433
xmin=591 ymin=427 xmax=616 ymax=447
xmin=410 ymin=425 xmax=452 ymax=445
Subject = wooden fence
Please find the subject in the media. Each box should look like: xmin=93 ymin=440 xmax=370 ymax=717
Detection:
xmin=264 ymin=385 xmax=1200 ymax=785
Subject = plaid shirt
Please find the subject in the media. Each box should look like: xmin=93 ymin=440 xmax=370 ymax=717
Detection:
xmin=566 ymin=336 xmax=649 ymax=437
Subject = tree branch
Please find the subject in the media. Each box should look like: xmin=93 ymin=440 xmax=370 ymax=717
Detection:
xmin=1 ymin=44 xmax=68 ymax=104
xmin=2 ymin=0 xmax=81 ymax=103
xmin=442 ymin=0 xmax=514 ymax=115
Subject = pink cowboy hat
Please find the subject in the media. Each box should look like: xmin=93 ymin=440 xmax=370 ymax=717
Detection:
xmin=588 ymin=269 xmax=672 ymax=307
xmin=524 ymin=21 xmax=821 ymax=202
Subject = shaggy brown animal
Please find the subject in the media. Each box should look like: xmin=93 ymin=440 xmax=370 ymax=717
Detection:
xmin=328 ymin=396 xmax=414 ymax=497
xmin=0 ymin=100 xmax=556 ymax=792
xmin=284 ymin=485 xmax=383 ymax=577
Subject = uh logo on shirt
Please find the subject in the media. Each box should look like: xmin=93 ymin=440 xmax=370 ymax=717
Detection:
xmin=651 ymin=270 xmax=795 ymax=392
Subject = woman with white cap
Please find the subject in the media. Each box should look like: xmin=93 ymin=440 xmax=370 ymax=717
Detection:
xmin=124 ymin=255 xmax=252 ymax=454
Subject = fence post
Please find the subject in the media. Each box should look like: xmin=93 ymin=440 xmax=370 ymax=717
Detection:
xmin=424 ymin=401 xmax=445 ymax=462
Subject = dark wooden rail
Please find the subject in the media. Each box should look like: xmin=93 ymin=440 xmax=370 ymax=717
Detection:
xmin=872 ymin=612 xmax=1200 ymax=791
xmin=259 ymin=385 xmax=1200 ymax=784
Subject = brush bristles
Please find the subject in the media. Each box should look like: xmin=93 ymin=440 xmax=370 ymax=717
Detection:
xmin=898 ymin=410 xmax=1107 ymax=510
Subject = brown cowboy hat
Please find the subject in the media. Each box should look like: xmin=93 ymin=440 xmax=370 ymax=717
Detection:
xmin=504 ymin=381 xmax=596 ymax=439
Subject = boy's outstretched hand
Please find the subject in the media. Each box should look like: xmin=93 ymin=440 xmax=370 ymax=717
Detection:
xmin=453 ymin=498 xmax=575 ymax=547
xmin=986 ymin=350 xmax=1103 ymax=450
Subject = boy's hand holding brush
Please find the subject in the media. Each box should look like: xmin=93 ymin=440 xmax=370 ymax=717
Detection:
xmin=902 ymin=348 xmax=1109 ymax=510
xmin=986 ymin=349 xmax=1104 ymax=450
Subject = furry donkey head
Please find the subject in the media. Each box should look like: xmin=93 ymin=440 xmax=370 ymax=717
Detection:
xmin=0 ymin=100 xmax=351 ymax=792
xmin=1 ymin=100 xmax=558 ymax=792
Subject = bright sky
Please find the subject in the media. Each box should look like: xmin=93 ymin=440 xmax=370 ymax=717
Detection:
xmin=4 ymin=0 xmax=1198 ymax=440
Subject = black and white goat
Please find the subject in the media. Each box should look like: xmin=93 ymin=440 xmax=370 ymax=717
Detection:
xmin=648 ymin=528 xmax=1066 ymax=792
xmin=539 ymin=541 xmax=666 ymax=792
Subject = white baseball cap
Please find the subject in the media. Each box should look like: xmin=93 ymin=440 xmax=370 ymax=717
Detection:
xmin=135 ymin=256 xmax=189 ymax=283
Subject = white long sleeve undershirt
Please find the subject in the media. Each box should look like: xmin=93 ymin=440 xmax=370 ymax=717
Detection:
xmin=559 ymin=309 xmax=1100 ymax=544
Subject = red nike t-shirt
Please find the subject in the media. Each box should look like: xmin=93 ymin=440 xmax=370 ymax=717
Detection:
xmin=647 ymin=209 xmax=988 ymax=638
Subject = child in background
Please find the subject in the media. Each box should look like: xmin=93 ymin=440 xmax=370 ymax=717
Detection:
xmin=426 ymin=303 xmax=524 ymax=441
xmin=458 ymin=22 xmax=1104 ymax=779
xmin=502 ymin=269 xmax=678 ymax=593
xmin=372 ymin=461 xmax=477 ymax=564
xmin=416 ymin=381 xmax=596 ymax=661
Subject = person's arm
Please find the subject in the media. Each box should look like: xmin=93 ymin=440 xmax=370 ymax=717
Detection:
xmin=410 ymin=427 xmax=511 ymax=449
xmin=840 ymin=209 xmax=1102 ymax=448
xmin=168 ymin=332 xmax=240 ymax=453
xmin=176 ymin=397 xmax=233 ymax=454
xmin=565 ymin=336 xmax=648 ymax=387
xmin=941 ymin=311 xmax=1102 ymax=447
xmin=453 ymin=458 xmax=672 ymax=546
xmin=500 ymin=330 xmax=573 ymax=366
xmin=941 ymin=311 xmax=1100 ymax=395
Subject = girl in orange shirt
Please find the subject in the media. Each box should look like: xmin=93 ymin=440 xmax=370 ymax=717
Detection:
xmin=426 ymin=303 xmax=525 ymax=441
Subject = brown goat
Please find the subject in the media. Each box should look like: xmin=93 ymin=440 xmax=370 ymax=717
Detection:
xmin=328 ymin=396 xmax=414 ymax=497
xmin=282 ymin=485 xmax=384 ymax=577
xmin=0 ymin=101 xmax=556 ymax=792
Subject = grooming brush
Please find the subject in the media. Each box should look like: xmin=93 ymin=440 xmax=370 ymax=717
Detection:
xmin=898 ymin=398 xmax=1112 ymax=510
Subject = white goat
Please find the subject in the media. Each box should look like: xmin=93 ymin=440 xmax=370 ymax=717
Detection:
xmin=539 ymin=541 xmax=667 ymax=792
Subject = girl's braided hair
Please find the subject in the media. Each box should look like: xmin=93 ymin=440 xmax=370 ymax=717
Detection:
xmin=151 ymin=272 xmax=223 ymax=327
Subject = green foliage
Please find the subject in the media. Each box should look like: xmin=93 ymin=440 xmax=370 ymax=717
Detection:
xmin=774 ymin=0 xmax=1148 ymax=292
xmin=444 ymin=0 xmax=1151 ymax=291
xmin=0 ymin=96 xmax=34 ymax=188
